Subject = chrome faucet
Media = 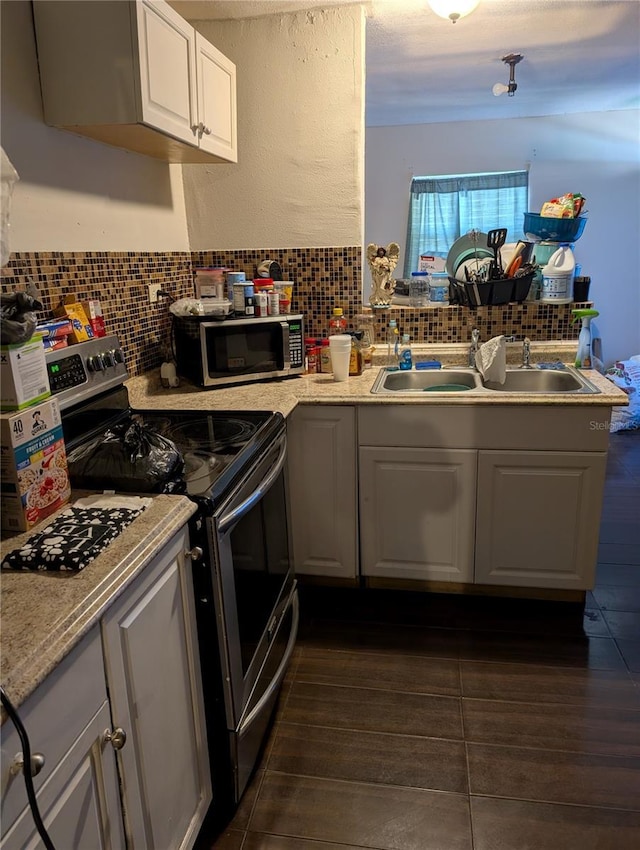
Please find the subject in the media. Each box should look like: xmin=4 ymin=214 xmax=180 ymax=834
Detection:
xmin=521 ymin=337 xmax=532 ymax=369
xmin=468 ymin=328 xmax=480 ymax=368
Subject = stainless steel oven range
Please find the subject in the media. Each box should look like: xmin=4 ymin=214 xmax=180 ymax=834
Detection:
xmin=46 ymin=336 xmax=298 ymax=825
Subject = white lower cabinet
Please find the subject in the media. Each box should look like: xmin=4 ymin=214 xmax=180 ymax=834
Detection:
xmin=1 ymin=523 xmax=211 ymax=850
xmin=359 ymin=447 xmax=476 ymax=583
xmin=287 ymin=405 xmax=358 ymax=579
xmin=475 ymin=450 xmax=607 ymax=589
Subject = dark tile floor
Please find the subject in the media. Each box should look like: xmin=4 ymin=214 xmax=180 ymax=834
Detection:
xmin=201 ymin=430 xmax=640 ymax=850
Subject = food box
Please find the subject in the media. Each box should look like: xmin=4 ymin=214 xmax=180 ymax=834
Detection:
xmin=1 ymin=397 xmax=71 ymax=533
xmin=0 ymin=334 xmax=51 ymax=411
xmin=82 ymin=300 xmax=106 ymax=338
xmin=418 ymin=254 xmax=446 ymax=274
xmin=53 ymin=296 xmax=94 ymax=343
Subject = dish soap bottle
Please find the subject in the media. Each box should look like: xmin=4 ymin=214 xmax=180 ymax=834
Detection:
xmin=572 ymin=308 xmax=602 ymax=370
xmin=398 ymin=333 xmax=412 ymax=370
xmin=329 ymin=306 xmax=347 ymax=336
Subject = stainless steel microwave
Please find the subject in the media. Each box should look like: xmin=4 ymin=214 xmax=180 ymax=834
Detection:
xmin=173 ymin=314 xmax=306 ymax=388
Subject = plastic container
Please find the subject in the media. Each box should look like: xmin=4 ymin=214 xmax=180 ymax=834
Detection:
xmin=540 ymin=246 xmax=575 ymax=304
xmin=409 ymin=272 xmax=429 ymax=306
xmin=429 ymin=273 xmax=450 ymax=305
xmin=348 ymin=331 xmax=364 ymax=376
xmin=386 ymin=318 xmax=399 ymax=361
xmin=398 ymin=334 xmax=412 ymax=370
xmin=329 ymin=307 xmax=347 ymax=336
xmin=523 ymin=213 xmax=587 ymax=243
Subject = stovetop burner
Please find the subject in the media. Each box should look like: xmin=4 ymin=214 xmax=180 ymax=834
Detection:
xmin=160 ymin=416 xmax=258 ymax=453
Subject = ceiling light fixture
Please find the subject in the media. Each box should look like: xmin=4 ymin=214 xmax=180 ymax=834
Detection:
xmin=427 ymin=1 xmax=480 ymax=24
xmin=493 ymin=53 xmax=523 ymax=97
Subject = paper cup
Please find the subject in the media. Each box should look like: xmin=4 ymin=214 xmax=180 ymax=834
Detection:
xmin=329 ymin=334 xmax=352 ymax=381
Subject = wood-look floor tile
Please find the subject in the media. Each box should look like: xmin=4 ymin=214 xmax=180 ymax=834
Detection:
xmin=243 ymin=834 xmax=366 ymax=850
xmin=602 ymin=610 xmax=640 ymax=639
xmin=456 ymin=630 xmax=626 ymax=669
xmin=280 ymin=681 xmax=463 ymax=739
xmin=459 ymin=660 xmax=640 ymax=708
xmin=295 ymin=647 xmax=460 ymax=696
xmin=593 ymin=585 xmax=640 ymax=613
xmin=249 ymin=773 xmax=472 ymax=850
xmin=268 ymin=721 xmax=467 ymax=792
xmin=471 ymin=796 xmax=640 ymax=850
xmin=467 ymin=743 xmax=640 ymax=810
xmin=297 ymin=618 xmax=460 ymax=658
xmin=598 ymin=521 xmax=640 ymax=546
xmin=462 ymin=697 xmax=640 ymax=756
xmin=598 ymin=543 xmax=640 ymax=566
xmin=209 ymin=829 xmax=245 ymax=850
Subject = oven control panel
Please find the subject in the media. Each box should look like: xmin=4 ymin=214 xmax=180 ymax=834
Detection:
xmin=46 ymin=334 xmax=128 ymax=410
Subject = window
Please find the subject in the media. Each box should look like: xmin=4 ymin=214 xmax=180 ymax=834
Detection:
xmin=403 ymin=170 xmax=529 ymax=276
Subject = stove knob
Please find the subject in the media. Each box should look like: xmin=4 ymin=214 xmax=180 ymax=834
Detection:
xmin=185 ymin=547 xmax=203 ymax=561
xmin=113 ymin=348 xmax=125 ymax=364
xmin=86 ymin=356 xmax=97 ymax=372
xmin=103 ymin=351 xmax=115 ymax=367
xmin=92 ymin=354 xmax=105 ymax=372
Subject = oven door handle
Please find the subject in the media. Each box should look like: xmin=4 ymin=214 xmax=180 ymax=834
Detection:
xmin=218 ymin=433 xmax=287 ymax=534
xmin=238 ymin=589 xmax=299 ymax=735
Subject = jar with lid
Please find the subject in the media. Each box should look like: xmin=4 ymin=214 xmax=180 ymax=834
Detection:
xmin=348 ymin=331 xmax=364 ymax=376
xmin=305 ymin=337 xmax=321 ymax=373
xmin=319 ymin=339 xmax=332 ymax=373
xmin=355 ymin=313 xmax=375 ymax=368
xmin=409 ymin=272 xmax=429 ymax=307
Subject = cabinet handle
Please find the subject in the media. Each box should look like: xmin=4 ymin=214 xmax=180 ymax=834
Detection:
xmin=202 ymin=125 xmax=211 ymax=135
xmin=191 ymin=123 xmax=200 ymax=135
xmin=103 ymin=728 xmax=127 ymax=750
xmin=10 ymin=752 xmax=45 ymax=777
xmin=185 ymin=546 xmax=203 ymax=561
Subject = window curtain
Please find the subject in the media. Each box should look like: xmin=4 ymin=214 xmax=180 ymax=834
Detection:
xmin=403 ymin=171 xmax=529 ymax=277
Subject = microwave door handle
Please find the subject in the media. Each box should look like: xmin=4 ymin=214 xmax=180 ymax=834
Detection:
xmin=218 ymin=434 xmax=287 ymax=534
xmin=280 ymin=321 xmax=290 ymax=370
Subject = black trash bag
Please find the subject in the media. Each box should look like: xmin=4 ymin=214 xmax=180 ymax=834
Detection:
xmin=0 ymin=283 xmax=44 ymax=345
xmin=67 ymin=419 xmax=184 ymax=493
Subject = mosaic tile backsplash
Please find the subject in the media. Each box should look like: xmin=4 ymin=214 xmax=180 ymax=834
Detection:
xmin=2 ymin=248 xmax=586 ymax=376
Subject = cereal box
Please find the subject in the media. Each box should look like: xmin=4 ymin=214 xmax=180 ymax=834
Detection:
xmin=1 ymin=397 xmax=71 ymax=533
xmin=53 ymin=296 xmax=94 ymax=343
xmin=0 ymin=334 xmax=51 ymax=411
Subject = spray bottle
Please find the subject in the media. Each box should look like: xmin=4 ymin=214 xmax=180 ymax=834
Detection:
xmin=572 ymin=308 xmax=603 ymax=371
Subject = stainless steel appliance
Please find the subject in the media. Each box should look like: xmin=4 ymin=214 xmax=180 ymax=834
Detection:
xmin=46 ymin=336 xmax=298 ymax=825
xmin=172 ymin=313 xmax=305 ymax=388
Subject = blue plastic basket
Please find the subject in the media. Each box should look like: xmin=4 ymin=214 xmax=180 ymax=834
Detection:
xmin=523 ymin=213 xmax=587 ymax=242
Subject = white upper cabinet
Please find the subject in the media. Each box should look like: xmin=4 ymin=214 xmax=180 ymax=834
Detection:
xmin=32 ymin=0 xmax=237 ymax=163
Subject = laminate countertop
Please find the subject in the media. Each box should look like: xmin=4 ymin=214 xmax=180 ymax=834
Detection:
xmin=1 ymin=495 xmax=197 ymax=715
xmin=126 ymin=342 xmax=627 ymax=414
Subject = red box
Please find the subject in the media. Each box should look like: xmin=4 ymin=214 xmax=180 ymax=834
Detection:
xmin=82 ymin=300 xmax=106 ymax=338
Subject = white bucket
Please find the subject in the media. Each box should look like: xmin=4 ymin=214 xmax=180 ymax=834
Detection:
xmin=540 ymin=246 xmax=575 ymax=304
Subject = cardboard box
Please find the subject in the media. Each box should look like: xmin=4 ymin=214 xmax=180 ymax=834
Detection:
xmin=0 ymin=334 xmax=51 ymax=411
xmin=53 ymin=296 xmax=94 ymax=343
xmin=418 ymin=254 xmax=447 ymax=274
xmin=82 ymin=300 xmax=106 ymax=338
xmin=1 ymin=397 xmax=71 ymax=533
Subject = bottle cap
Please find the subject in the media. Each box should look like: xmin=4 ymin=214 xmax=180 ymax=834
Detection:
xmin=402 ymin=333 xmax=410 ymax=342
xmin=333 ymin=307 xmax=344 ymax=316
xmin=571 ymin=308 xmax=599 ymax=322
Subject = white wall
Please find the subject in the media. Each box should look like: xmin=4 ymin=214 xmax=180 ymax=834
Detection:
xmin=1 ymin=0 xmax=189 ymax=253
xmin=182 ymin=5 xmax=365 ymax=250
xmin=366 ymin=112 xmax=640 ymax=364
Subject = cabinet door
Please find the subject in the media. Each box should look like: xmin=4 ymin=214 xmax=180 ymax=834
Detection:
xmin=196 ymin=33 xmax=238 ymax=161
xmin=135 ymin=0 xmax=198 ymax=146
xmin=101 ymin=525 xmax=211 ymax=850
xmin=1 ymin=701 xmax=125 ymax=850
xmin=287 ymin=406 xmax=358 ymax=579
xmin=475 ymin=450 xmax=607 ymax=589
xmin=359 ymin=447 xmax=477 ymax=583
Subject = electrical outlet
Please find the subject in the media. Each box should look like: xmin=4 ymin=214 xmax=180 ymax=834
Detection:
xmin=148 ymin=283 xmax=162 ymax=304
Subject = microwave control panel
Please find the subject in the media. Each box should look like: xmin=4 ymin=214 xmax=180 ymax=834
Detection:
xmin=288 ymin=319 xmax=304 ymax=368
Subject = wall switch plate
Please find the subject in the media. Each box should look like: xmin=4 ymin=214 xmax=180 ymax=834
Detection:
xmin=147 ymin=283 xmax=162 ymax=303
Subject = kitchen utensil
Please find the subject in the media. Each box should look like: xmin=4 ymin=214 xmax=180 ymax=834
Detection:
xmin=487 ymin=229 xmax=507 ymax=279
xmin=507 ymin=256 xmax=522 ymax=278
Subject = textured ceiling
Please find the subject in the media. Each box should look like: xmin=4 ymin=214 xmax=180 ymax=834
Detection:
xmin=170 ymin=0 xmax=640 ymax=126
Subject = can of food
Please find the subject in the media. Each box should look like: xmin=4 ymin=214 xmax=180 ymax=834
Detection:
xmin=232 ymin=283 xmax=247 ymax=313
xmin=268 ymin=291 xmax=280 ymax=316
xmin=255 ymin=291 xmax=268 ymax=317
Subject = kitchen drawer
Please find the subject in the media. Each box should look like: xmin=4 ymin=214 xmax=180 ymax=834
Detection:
xmin=1 ymin=626 xmax=107 ymax=836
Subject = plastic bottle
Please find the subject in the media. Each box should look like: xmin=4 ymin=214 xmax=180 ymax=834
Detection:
xmin=398 ymin=334 xmax=412 ymax=370
xmin=572 ymin=308 xmax=603 ymax=371
xmin=386 ymin=318 xmax=399 ymax=362
xmin=348 ymin=331 xmax=364 ymax=376
xmin=540 ymin=246 xmax=575 ymax=304
xmin=328 ymin=307 xmax=347 ymax=336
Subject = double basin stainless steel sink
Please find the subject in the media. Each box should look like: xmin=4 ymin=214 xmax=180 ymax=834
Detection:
xmin=371 ymin=365 xmax=600 ymax=395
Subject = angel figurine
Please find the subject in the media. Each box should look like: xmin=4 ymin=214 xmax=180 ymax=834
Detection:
xmin=367 ymin=242 xmax=400 ymax=307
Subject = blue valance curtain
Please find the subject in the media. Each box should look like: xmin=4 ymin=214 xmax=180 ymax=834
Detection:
xmin=403 ymin=171 xmax=529 ymax=276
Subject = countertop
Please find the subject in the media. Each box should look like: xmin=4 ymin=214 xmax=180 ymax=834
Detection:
xmin=1 ymin=494 xmax=197 ymax=714
xmin=126 ymin=342 xmax=627 ymax=413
